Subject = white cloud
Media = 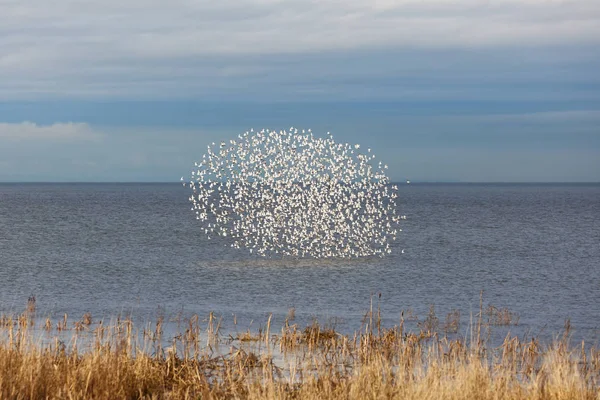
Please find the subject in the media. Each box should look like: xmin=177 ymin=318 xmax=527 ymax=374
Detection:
xmin=0 ymin=122 xmax=99 ymax=141
xmin=2 ymin=1 xmax=599 ymax=57
xmin=0 ymin=0 xmax=599 ymax=99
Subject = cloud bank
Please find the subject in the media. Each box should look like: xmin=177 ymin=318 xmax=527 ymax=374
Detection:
xmin=0 ymin=0 xmax=599 ymax=99
xmin=0 ymin=122 xmax=98 ymax=141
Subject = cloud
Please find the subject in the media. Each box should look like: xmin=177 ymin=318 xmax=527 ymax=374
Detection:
xmin=0 ymin=122 xmax=597 ymax=182
xmin=390 ymin=147 xmax=600 ymax=182
xmin=421 ymin=109 xmax=600 ymax=126
xmin=0 ymin=0 xmax=599 ymax=99
xmin=0 ymin=122 xmax=99 ymax=141
xmin=2 ymin=1 xmax=599 ymax=57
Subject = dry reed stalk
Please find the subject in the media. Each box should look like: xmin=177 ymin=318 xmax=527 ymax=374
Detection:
xmin=1 ymin=301 xmax=599 ymax=399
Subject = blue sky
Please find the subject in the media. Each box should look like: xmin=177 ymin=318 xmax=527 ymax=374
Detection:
xmin=1 ymin=0 xmax=599 ymax=182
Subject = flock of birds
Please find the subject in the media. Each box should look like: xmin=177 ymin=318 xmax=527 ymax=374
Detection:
xmin=183 ymin=128 xmax=404 ymax=258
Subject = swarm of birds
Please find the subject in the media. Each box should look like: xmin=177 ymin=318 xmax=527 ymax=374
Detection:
xmin=183 ymin=128 xmax=403 ymax=258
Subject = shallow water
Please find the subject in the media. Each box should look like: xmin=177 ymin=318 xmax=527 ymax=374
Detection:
xmin=0 ymin=183 xmax=599 ymax=344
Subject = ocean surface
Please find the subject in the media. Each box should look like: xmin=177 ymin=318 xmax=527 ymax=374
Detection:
xmin=0 ymin=183 xmax=599 ymax=345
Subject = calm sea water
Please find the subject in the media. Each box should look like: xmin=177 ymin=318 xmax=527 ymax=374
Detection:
xmin=0 ymin=183 xmax=599 ymax=344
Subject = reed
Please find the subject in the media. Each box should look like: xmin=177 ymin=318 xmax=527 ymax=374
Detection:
xmin=0 ymin=301 xmax=598 ymax=399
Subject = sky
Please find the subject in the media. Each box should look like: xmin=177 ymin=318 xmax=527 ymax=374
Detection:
xmin=0 ymin=0 xmax=599 ymax=182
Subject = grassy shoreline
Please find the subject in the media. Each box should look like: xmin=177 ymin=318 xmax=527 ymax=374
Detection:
xmin=1 ymin=299 xmax=599 ymax=399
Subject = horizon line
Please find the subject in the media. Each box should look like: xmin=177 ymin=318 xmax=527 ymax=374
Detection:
xmin=1 ymin=181 xmax=598 ymax=185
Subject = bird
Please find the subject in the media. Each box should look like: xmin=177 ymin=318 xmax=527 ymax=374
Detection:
xmin=184 ymin=127 xmax=404 ymax=258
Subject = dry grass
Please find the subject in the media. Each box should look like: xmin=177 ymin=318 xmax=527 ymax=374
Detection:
xmin=0 ymin=299 xmax=599 ymax=400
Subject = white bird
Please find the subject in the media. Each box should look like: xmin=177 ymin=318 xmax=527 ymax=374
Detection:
xmin=184 ymin=128 xmax=402 ymax=258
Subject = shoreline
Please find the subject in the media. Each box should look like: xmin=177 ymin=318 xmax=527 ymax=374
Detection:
xmin=1 ymin=301 xmax=599 ymax=399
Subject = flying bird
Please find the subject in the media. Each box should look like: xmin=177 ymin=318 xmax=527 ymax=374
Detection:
xmin=184 ymin=128 xmax=404 ymax=258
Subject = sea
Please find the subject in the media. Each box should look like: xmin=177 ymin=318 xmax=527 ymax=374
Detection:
xmin=0 ymin=182 xmax=599 ymax=345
